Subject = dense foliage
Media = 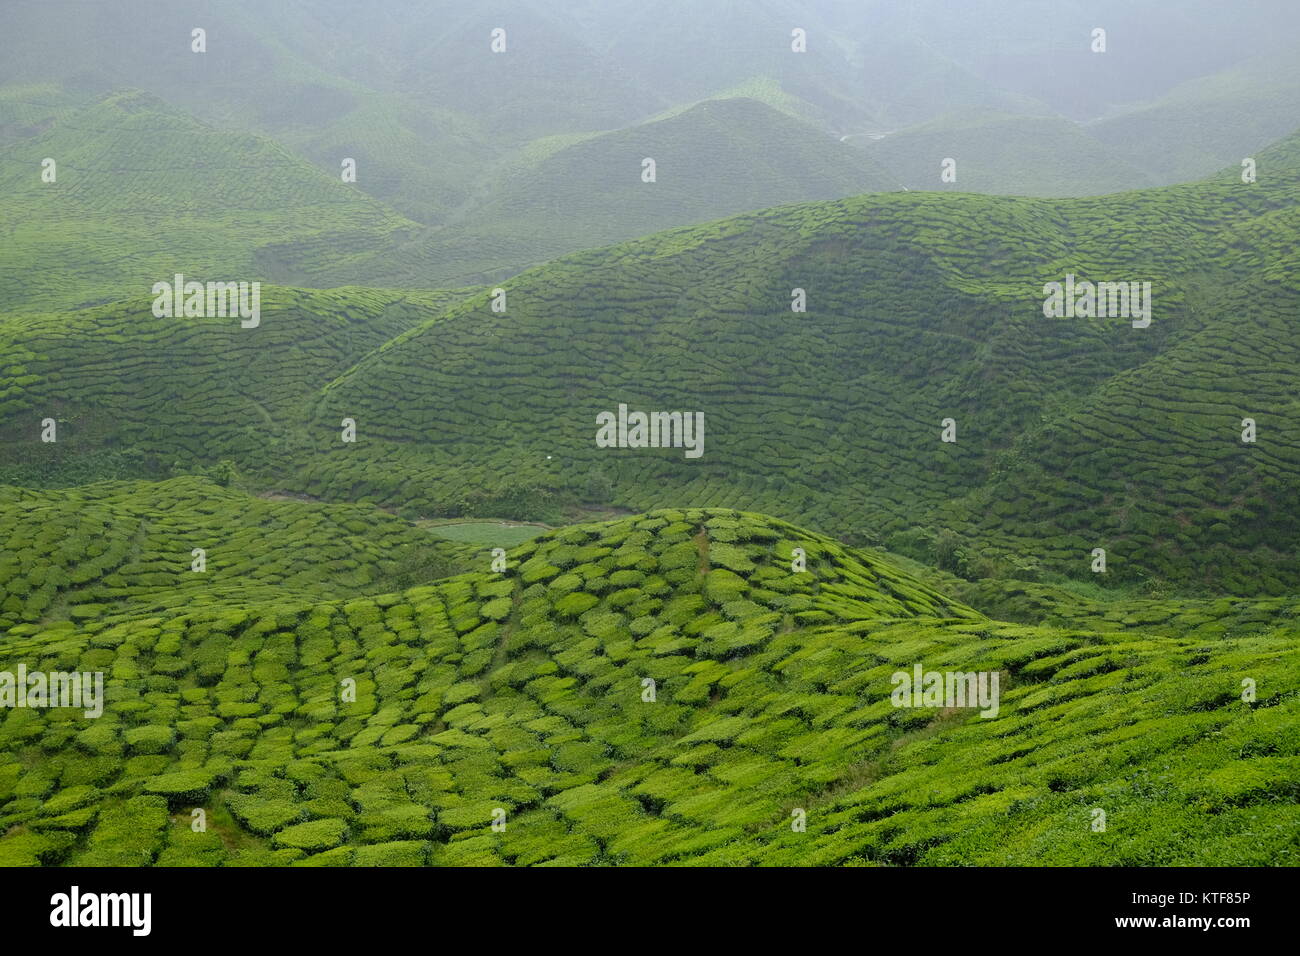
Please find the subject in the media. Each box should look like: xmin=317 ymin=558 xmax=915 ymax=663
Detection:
xmin=2 ymin=506 xmax=1293 ymax=866
xmin=6 ymin=133 xmax=1297 ymax=591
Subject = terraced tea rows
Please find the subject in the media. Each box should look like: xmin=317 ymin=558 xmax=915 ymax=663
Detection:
xmin=302 ymin=145 xmax=1300 ymax=592
xmin=0 ymin=284 xmax=476 ymax=487
xmin=3 ymin=0 xmax=1298 ymax=876
xmin=5 ymin=133 xmax=1299 ymax=591
xmin=0 ymin=510 xmax=1293 ymax=866
xmin=0 ymin=478 xmax=477 ymax=631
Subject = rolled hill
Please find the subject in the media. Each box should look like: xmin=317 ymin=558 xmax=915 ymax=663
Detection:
xmin=0 ymin=90 xmax=415 ymax=313
xmin=1 ymin=507 xmax=1295 ymax=866
xmin=322 ymin=96 xmax=902 ymax=288
xmin=3 ymin=129 xmax=1300 ymax=593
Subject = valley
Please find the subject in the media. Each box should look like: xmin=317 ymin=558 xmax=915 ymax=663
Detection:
xmin=0 ymin=0 xmax=1297 ymax=871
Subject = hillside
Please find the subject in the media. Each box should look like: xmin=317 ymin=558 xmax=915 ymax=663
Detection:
xmin=0 ymin=0 xmax=494 ymax=226
xmin=0 ymin=0 xmax=655 ymax=228
xmin=857 ymin=110 xmax=1155 ymax=197
xmin=0 ymin=507 xmax=1293 ymax=867
xmin=0 ymin=283 xmax=478 ymax=487
xmin=1088 ymin=49 xmax=1300 ymax=185
xmin=4 ymin=0 xmax=1296 ymax=288
xmin=3 ymin=127 xmax=1299 ymax=593
xmin=3 ymin=0 xmax=1297 ymax=235
xmin=0 ymin=86 xmax=903 ymax=297
xmin=4 ymin=0 xmax=1300 ymax=883
xmin=321 ymin=97 xmax=902 ymax=288
xmin=304 ymin=132 xmax=1300 ymax=593
xmin=0 ymin=91 xmax=415 ymax=313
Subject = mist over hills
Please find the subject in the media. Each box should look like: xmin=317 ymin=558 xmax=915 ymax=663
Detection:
xmin=2 ymin=1 xmax=1299 ymax=872
xmin=857 ymin=109 xmax=1157 ymax=196
xmin=319 ymin=96 xmax=903 ymax=288
xmin=0 ymin=90 xmax=415 ymax=312
xmin=4 ymin=130 xmax=1298 ymax=594
xmin=1087 ymin=48 xmax=1300 ymax=185
xmin=4 ymin=0 xmax=1298 ymax=291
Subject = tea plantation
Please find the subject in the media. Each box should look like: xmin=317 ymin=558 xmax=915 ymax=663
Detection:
xmin=2 ymin=70 xmax=1299 ymax=869
xmin=0 ymin=91 xmax=416 ymax=314
xmin=4 ymin=130 xmax=1299 ymax=593
xmin=0 ymin=507 xmax=1295 ymax=866
xmin=0 ymin=477 xmax=477 ymax=630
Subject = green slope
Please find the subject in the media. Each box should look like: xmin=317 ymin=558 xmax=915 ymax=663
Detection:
xmin=264 ymin=92 xmax=491 ymax=227
xmin=3 ymin=0 xmax=1297 ymax=874
xmin=857 ymin=110 xmax=1155 ymax=197
xmin=0 ymin=283 xmax=478 ymax=486
xmin=0 ymin=508 xmax=1293 ymax=866
xmin=302 ymin=137 xmax=1300 ymax=592
xmin=4 ymin=129 xmax=1299 ymax=593
xmin=0 ymin=84 xmax=81 ymax=147
xmin=0 ymin=1 xmax=651 ymax=229
xmin=4 ymin=0 xmax=1297 ymax=228
xmin=1087 ymin=50 xmax=1300 ymax=185
xmin=0 ymin=90 xmax=416 ymax=313
xmin=321 ymin=96 xmax=902 ymax=288
xmin=0 ymin=86 xmax=901 ymax=297
xmin=0 ymin=477 xmax=476 ymax=630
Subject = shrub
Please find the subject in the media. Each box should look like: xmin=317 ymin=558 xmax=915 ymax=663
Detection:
xmin=554 ymin=592 xmax=598 ymax=618
xmin=142 ymin=769 xmax=220 ymax=806
xmin=224 ymin=793 xmax=304 ymax=834
xmin=272 ymin=818 xmax=348 ymax=851
xmin=123 ymin=724 xmax=175 ymax=755
xmin=703 ymin=569 xmax=747 ymax=604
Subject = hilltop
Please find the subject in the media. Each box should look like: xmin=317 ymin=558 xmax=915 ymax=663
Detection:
xmin=325 ymin=96 xmax=902 ymax=287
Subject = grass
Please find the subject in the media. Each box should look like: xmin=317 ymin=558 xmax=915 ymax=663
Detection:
xmin=423 ymin=521 xmax=549 ymax=548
